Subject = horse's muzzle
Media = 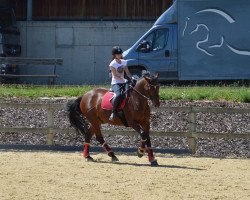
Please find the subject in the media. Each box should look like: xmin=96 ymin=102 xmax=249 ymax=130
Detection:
xmin=154 ymin=103 xmax=160 ymax=107
xmin=150 ymin=95 xmax=160 ymax=107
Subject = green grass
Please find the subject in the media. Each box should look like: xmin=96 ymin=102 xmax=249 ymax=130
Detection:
xmin=0 ymin=84 xmax=249 ymax=102
xmin=160 ymin=86 xmax=250 ymax=102
xmin=0 ymin=85 xmax=101 ymax=99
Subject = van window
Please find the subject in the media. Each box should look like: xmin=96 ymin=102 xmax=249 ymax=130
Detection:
xmin=153 ymin=29 xmax=169 ymax=51
xmin=143 ymin=28 xmax=169 ymax=52
xmin=144 ymin=32 xmax=154 ymax=51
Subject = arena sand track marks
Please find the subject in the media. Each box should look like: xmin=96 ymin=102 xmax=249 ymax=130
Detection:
xmin=0 ymin=151 xmax=249 ymax=200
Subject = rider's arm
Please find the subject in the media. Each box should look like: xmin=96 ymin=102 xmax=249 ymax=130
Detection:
xmin=124 ymin=66 xmax=132 ymax=80
xmin=110 ymin=66 xmax=124 ymax=81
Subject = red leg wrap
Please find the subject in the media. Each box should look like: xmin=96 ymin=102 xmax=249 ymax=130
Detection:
xmin=83 ymin=143 xmax=90 ymax=158
xmin=148 ymin=148 xmax=154 ymax=162
xmin=102 ymin=143 xmax=111 ymax=153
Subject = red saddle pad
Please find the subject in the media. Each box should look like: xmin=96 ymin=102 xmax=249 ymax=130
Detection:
xmin=101 ymin=92 xmax=126 ymax=111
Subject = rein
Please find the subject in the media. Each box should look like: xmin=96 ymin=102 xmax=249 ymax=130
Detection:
xmin=126 ymin=79 xmax=159 ymax=102
xmin=132 ymin=87 xmax=152 ymax=101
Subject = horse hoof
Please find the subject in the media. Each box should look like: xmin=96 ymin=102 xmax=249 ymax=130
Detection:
xmin=111 ymin=156 xmax=119 ymax=162
xmin=85 ymin=156 xmax=95 ymax=162
xmin=150 ymin=160 xmax=158 ymax=167
xmin=137 ymin=148 xmax=146 ymax=158
xmin=137 ymin=151 xmax=144 ymax=158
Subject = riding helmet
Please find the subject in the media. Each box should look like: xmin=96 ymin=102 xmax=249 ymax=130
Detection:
xmin=112 ymin=46 xmax=123 ymax=55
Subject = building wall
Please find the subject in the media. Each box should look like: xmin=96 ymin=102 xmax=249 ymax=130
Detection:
xmin=14 ymin=0 xmax=172 ymax=20
xmin=18 ymin=20 xmax=153 ymax=84
xmin=31 ymin=0 xmax=171 ymax=20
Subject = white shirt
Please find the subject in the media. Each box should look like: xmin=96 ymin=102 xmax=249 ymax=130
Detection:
xmin=109 ymin=59 xmax=127 ymax=85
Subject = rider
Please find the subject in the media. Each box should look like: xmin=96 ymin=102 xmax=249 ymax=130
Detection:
xmin=109 ymin=46 xmax=132 ymax=121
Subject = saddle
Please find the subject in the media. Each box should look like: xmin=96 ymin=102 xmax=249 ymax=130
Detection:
xmin=101 ymin=92 xmax=127 ymax=111
xmin=101 ymin=91 xmax=129 ymax=127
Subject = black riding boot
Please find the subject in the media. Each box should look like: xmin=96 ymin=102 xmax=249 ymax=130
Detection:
xmin=109 ymin=96 xmax=120 ymax=121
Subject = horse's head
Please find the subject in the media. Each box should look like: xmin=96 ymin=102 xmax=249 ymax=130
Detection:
xmin=141 ymin=73 xmax=160 ymax=107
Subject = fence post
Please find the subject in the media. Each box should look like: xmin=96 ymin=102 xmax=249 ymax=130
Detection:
xmin=47 ymin=105 xmax=55 ymax=145
xmin=188 ymin=110 xmax=197 ymax=154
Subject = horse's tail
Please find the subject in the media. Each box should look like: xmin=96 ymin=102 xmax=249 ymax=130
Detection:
xmin=65 ymin=96 xmax=89 ymax=135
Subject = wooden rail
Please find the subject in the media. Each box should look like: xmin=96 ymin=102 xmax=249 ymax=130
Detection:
xmin=0 ymin=57 xmax=63 ymax=85
xmin=0 ymin=102 xmax=249 ymax=153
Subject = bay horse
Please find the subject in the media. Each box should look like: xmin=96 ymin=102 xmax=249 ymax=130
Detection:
xmin=66 ymin=73 xmax=160 ymax=166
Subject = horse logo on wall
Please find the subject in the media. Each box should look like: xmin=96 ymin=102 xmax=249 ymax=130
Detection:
xmin=182 ymin=8 xmax=250 ymax=57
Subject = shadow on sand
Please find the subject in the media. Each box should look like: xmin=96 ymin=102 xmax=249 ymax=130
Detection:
xmin=93 ymin=160 xmax=205 ymax=171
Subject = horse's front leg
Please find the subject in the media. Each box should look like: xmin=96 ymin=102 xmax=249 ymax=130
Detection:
xmin=145 ymin=134 xmax=158 ymax=166
xmin=129 ymin=123 xmax=147 ymax=158
xmin=137 ymin=129 xmax=147 ymax=158
xmin=139 ymin=130 xmax=158 ymax=166
xmin=130 ymin=123 xmax=155 ymax=165
xmin=139 ymin=123 xmax=158 ymax=166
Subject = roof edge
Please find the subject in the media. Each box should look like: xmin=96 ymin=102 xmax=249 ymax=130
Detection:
xmin=154 ymin=0 xmax=177 ymax=25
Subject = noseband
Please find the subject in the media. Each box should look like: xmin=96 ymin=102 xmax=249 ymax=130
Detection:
xmin=147 ymin=83 xmax=160 ymax=101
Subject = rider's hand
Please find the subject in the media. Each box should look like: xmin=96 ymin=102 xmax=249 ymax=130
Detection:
xmin=131 ymin=76 xmax=137 ymax=87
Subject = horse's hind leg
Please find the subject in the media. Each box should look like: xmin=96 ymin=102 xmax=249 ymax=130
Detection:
xmin=83 ymin=129 xmax=94 ymax=161
xmin=95 ymin=133 xmax=119 ymax=162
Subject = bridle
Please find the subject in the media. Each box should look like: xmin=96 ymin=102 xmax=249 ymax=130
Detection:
xmin=132 ymin=82 xmax=159 ymax=101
